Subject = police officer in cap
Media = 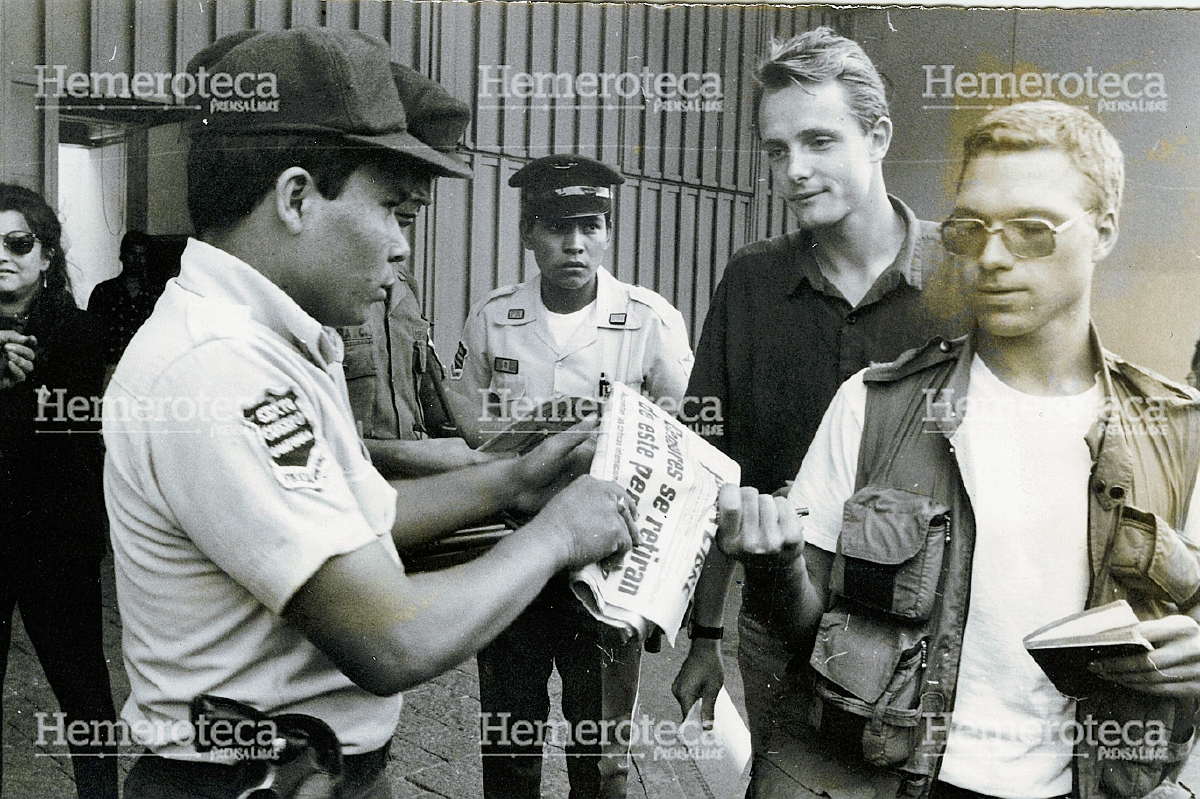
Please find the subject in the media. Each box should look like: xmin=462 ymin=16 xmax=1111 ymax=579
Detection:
xmin=451 ymin=154 xmax=693 ymax=798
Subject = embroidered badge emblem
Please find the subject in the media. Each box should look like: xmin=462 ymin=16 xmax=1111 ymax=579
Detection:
xmin=243 ymin=388 xmax=326 ymax=490
xmin=452 ymin=341 xmax=468 ymax=380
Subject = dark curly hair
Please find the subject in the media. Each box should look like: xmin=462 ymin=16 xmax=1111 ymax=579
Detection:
xmin=0 ymin=183 xmax=70 ymax=297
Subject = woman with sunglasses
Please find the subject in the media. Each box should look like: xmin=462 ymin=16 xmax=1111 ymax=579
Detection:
xmin=0 ymin=184 xmax=117 ymax=799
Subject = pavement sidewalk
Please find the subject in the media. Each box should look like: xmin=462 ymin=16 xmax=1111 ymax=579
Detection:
xmin=9 ymin=557 xmax=1196 ymax=798
xmin=1 ymin=556 xmax=750 ymax=798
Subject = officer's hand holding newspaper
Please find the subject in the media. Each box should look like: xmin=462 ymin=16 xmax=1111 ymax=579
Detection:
xmin=507 ymin=415 xmax=600 ymax=520
xmin=571 ymin=383 xmax=800 ymax=645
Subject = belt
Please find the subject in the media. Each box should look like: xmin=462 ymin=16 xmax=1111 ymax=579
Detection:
xmin=136 ymin=740 xmax=389 ymax=788
xmin=933 ymin=781 xmax=1069 ymax=799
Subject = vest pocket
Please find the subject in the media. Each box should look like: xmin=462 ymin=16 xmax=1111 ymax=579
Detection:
xmin=830 ymin=486 xmax=951 ymax=621
xmin=810 ymin=610 xmax=927 ymax=767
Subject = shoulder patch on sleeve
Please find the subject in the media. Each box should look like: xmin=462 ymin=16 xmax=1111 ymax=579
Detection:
xmin=451 ymin=340 xmax=468 ymax=380
xmin=242 ymin=388 xmax=327 ymax=490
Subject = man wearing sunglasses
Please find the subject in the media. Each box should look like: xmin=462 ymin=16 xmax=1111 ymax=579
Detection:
xmin=715 ymin=100 xmax=1200 ymax=799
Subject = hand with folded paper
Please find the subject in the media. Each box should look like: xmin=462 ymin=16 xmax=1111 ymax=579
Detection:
xmin=570 ymin=382 xmax=741 ymax=644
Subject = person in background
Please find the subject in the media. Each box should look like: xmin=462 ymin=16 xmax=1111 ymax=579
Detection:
xmin=1187 ymin=336 xmax=1199 ymax=389
xmin=450 ymin=154 xmax=694 ymax=799
xmin=0 ymin=183 xmax=117 ymax=799
xmin=338 ymin=62 xmax=490 ymax=479
xmin=672 ymin=27 xmax=960 ymax=796
xmin=87 ymin=229 xmax=155 ymax=368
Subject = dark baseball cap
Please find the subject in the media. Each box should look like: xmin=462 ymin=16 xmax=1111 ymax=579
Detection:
xmin=186 ymin=28 xmax=471 ymax=179
xmin=509 ymin=155 xmax=624 ymax=218
xmin=390 ymin=62 xmax=471 ymax=157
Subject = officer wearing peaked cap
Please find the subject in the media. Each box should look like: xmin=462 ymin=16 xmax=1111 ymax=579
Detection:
xmin=450 ymin=155 xmax=693 ymax=799
xmin=508 ymin=153 xmax=624 ymax=215
xmin=450 ymin=155 xmax=693 ymax=447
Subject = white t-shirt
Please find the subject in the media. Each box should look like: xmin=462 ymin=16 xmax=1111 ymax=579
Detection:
xmin=791 ymin=355 xmax=1200 ymax=798
xmin=544 ymin=301 xmax=596 ymax=350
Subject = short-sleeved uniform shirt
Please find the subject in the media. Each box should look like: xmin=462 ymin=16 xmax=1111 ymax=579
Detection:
xmin=104 ymin=239 xmax=401 ymax=757
xmin=449 ymin=267 xmax=694 ymax=436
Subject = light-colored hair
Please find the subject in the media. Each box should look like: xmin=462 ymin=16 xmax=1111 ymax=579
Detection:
xmin=960 ymin=100 xmax=1124 ymax=215
xmin=754 ymin=27 xmax=888 ymax=133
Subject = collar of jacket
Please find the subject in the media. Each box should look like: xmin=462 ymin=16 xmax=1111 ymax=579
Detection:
xmin=881 ymin=325 xmax=1200 ymax=447
xmin=174 ymin=238 xmax=343 ymax=370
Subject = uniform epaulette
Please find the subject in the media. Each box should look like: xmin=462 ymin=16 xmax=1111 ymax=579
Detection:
xmin=864 ymin=335 xmax=968 ymax=384
xmin=483 ymin=284 xmax=520 ymax=303
xmin=625 ymin=284 xmax=680 ymax=322
xmin=466 ymin=283 xmax=521 ymax=320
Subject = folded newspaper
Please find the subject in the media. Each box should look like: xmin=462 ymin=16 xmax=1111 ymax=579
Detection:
xmin=572 ymin=382 xmax=740 ymax=646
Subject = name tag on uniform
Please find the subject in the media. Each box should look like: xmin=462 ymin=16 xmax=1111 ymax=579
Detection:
xmin=494 ymin=357 xmax=520 ymax=374
xmin=609 ymin=313 xmax=627 ymax=326
xmin=507 ymin=309 xmax=525 ymax=320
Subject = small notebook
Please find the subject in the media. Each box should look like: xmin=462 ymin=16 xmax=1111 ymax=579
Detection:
xmin=1023 ymin=599 xmax=1152 ymax=698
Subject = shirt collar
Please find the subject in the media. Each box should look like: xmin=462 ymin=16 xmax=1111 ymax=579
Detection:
xmin=522 ymin=267 xmax=626 ymax=318
xmin=594 ymin=267 xmax=629 ymax=317
xmin=785 ymin=194 xmax=925 ymax=302
xmin=174 ymin=238 xmax=343 ymax=368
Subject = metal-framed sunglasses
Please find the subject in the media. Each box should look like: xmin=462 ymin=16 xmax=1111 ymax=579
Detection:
xmin=938 ymin=211 xmax=1091 ymax=259
xmin=1 ymin=232 xmax=40 ymax=257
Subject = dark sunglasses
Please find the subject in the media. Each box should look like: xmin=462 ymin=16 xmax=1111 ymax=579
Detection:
xmin=1 ymin=232 xmax=40 ymax=257
xmin=939 ymin=212 xmax=1090 ymax=260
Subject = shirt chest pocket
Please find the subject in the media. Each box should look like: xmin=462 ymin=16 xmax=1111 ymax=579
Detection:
xmin=595 ymin=328 xmax=646 ymax=390
xmin=341 ymin=337 xmax=377 ymax=380
xmin=489 ymin=371 xmax=528 ymax=400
